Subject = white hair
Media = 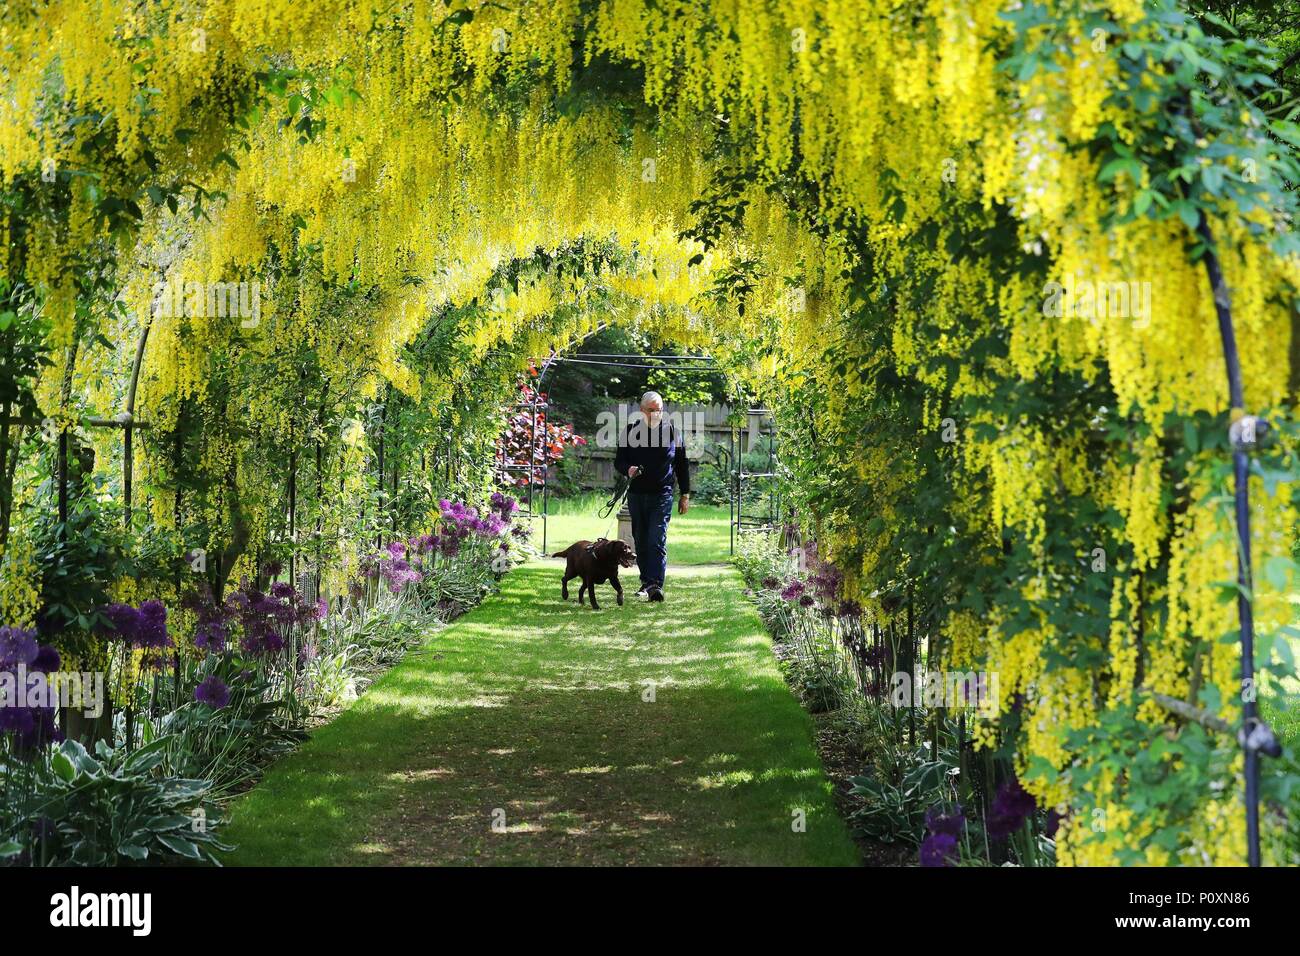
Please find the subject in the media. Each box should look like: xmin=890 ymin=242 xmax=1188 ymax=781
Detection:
xmin=641 ymin=391 xmax=664 ymax=408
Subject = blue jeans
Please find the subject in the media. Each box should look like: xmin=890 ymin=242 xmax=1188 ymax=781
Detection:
xmin=627 ymin=487 xmax=673 ymax=589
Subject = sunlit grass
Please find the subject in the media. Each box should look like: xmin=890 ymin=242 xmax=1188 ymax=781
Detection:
xmin=539 ymin=490 xmax=730 ymax=565
xmin=222 ymin=552 xmax=857 ymax=866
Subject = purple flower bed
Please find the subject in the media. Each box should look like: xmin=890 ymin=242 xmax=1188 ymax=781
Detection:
xmin=0 ymin=625 xmax=64 ymax=751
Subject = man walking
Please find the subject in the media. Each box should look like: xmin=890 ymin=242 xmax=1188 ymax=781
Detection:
xmin=614 ymin=391 xmax=690 ymax=602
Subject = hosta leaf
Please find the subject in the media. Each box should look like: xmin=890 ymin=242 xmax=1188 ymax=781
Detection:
xmin=157 ymin=834 xmax=202 ymax=860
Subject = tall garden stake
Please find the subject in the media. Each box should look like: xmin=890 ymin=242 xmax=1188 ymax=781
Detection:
xmin=1196 ymin=213 xmax=1282 ymax=867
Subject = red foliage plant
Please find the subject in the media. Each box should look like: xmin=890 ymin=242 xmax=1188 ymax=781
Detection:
xmin=494 ymin=383 xmax=586 ymax=488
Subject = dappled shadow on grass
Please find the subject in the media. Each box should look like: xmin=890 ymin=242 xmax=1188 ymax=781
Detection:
xmin=222 ymin=564 xmax=858 ymax=866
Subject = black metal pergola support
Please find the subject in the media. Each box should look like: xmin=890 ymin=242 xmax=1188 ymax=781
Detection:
xmin=729 ymin=407 xmax=780 ymax=553
xmin=1196 ymin=212 xmax=1281 ymax=867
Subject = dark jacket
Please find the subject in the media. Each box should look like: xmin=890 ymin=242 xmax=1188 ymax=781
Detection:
xmin=615 ymin=418 xmax=690 ymax=495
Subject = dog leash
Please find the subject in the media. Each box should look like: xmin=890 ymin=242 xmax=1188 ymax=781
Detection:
xmin=597 ymin=474 xmax=631 ymax=541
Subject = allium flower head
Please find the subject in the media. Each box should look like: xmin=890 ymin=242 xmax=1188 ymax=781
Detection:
xmin=139 ymin=600 xmax=171 ymax=649
xmin=925 ymin=804 xmax=966 ymax=838
xmin=194 ymin=620 xmax=228 ymax=653
xmin=31 ymin=645 xmax=61 ymax=673
xmin=96 ymin=604 xmax=141 ymax=644
xmin=987 ymin=778 xmax=1037 ymax=840
xmin=0 ymin=626 xmax=39 ymax=669
xmin=194 ymin=675 xmax=230 ymax=709
xmin=920 ymin=832 xmax=959 ymax=867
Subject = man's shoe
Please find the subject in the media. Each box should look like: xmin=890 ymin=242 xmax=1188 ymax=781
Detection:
xmin=647 ymin=585 xmax=664 ymax=603
xmin=635 ymin=587 xmax=651 ymax=601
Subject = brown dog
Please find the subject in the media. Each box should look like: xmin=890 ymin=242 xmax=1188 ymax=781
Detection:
xmin=552 ymin=538 xmax=637 ymax=609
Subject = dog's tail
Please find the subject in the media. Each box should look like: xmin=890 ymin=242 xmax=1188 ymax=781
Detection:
xmin=550 ymin=544 xmax=576 ymax=558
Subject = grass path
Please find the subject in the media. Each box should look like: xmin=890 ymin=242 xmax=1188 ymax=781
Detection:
xmin=541 ymin=493 xmax=732 ymax=565
xmin=223 ymin=500 xmax=856 ymax=865
xmin=222 ymin=556 xmax=858 ymax=865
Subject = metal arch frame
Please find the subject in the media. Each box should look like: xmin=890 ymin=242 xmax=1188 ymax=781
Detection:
xmin=728 ymin=406 xmax=780 ymax=555
xmin=0 ymin=322 xmax=154 ymax=539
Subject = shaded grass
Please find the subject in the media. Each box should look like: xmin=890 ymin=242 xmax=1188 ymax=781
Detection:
xmin=222 ymin=562 xmax=857 ymax=866
xmin=1262 ymin=628 xmax=1300 ymax=753
xmin=538 ymin=491 xmax=730 ymax=566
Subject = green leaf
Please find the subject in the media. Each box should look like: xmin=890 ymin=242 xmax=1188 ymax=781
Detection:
xmin=1264 ymin=555 xmax=1292 ymax=592
xmin=157 ymin=834 xmax=201 ymax=860
xmin=1202 ymin=165 xmax=1224 ymax=196
xmin=1271 ymin=634 xmax=1296 ymax=672
xmin=0 ymin=841 xmax=23 ymax=859
xmin=50 ymin=750 xmax=77 ymax=783
xmin=123 ymin=736 xmax=171 ymax=775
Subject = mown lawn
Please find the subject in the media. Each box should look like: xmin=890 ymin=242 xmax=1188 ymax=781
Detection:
xmin=539 ymin=491 xmax=731 ymax=566
xmin=221 ymin=558 xmax=858 ymax=866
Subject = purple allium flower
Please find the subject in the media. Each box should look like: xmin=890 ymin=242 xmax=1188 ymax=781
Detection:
xmin=0 ymin=626 xmax=39 ymax=669
xmin=30 ymin=645 xmax=60 ymax=673
xmin=798 ymin=594 xmax=815 ymax=608
xmin=270 ymin=581 xmax=295 ymax=599
xmin=262 ymin=560 xmax=283 ymax=578
xmin=386 ymin=540 xmax=406 ymax=558
xmin=920 ymin=832 xmax=959 ymax=867
xmin=136 ymin=600 xmax=170 ymax=649
xmin=490 ymin=492 xmax=519 ymax=518
xmin=779 ymin=580 xmax=805 ymax=601
xmin=194 ymin=675 xmax=230 ymax=709
xmin=1046 ymin=808 xmax=1063 ymax=837
xmin=0 ymin=701 xmax=61 ymax=751
xmin=0 ymin=653 xmax=61 ymax=751
xmin=194 ymin=620 xmax=227 ymax=653
xmin=808 ymin=554 xmax=843 ymax=602
xmin=987 ymin=778 xmax=1037 ymax=840
xmin=96 ymin=603 xmax=141 ymax=644
xmin=760 ymin=576 xmax=780 ymax=590
xmin=837 ymin=600 xmax=862 ymax=618
xmin=925 ymin=804 xmax=966 ymax=838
